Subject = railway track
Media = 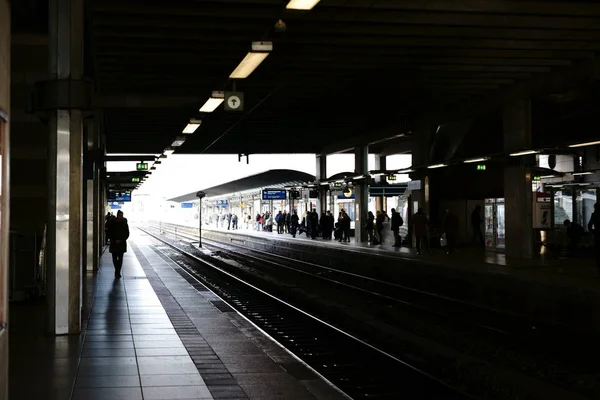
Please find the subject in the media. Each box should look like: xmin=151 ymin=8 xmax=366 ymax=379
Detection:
xmin=139 ymin=227 xmax=469 ymax=400
xmin=144 ymin=222 xmax=600 ymax=400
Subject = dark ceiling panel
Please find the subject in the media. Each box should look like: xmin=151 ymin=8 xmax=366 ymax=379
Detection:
xmin=89 ymin=0 xmax=600 ymax=154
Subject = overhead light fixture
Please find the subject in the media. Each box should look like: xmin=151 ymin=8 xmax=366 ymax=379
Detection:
xmin=319 ymin=182 xmax=330 ymax=186
xmin=539 ymin=175 xmax=556 ymax=179
xmin=509 ymin=150 xmax=539 ymax=157
xmin=569 ymin=140 xmax=600 ymax=148
xmin=372 ymin=172 xmax=386 ymax=176
xmin=397 ymin=168 xmax=414 ymax=174
xmin=150 ymin=166 xmax=156 ymax=171
xmin=199 ymin=91 xmax=225 ymax=112
xmin=573 ymin=171 xmax=594 ymax=176
xmin=229 ymin=41 xmax=273 ymax=79
xmin=153 ymin=160 xmax=162 ymax=165
xmin=171 ymin=136 xmax=186 ymax=147
xmin=159 ymin=154 xmax=167 ymax=159
xmin=286 ymin=0 xmax=320 ymax=10
xmin=464 ymin=157 xmax=489 ymax=163
xmin=352 ymin=175 xmax=366 ymax=180
xmin=163 ymin=148 xmax=175 ymax=156
xmin=182 ymin=119 xmax=202 ymax=134
xmin=427 ymin=164 xmax=447 ymax=169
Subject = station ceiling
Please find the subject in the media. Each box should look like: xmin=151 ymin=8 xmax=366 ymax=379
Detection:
xmin=18 ymin=0 xmax=600 ymax=155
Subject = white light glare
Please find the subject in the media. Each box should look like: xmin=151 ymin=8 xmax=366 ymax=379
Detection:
xmin=163 ymin=148 xmax=175 ymax=156
xmin=509 ymin=150 xmax=539 ymax=157
xmin=230 ymin=52 xmax=270 ymax=79
xmin=427 ymin=164 xmax=447 ymax=169
xmin=286 ymin=0 xmax=320 ymax=10
xmin=569 ymin=140 xmax=600 ymax=148
xmin=464 ymin=157 xmax=488 ymax=163
xmin=352 ymin=175 xmax=365 ymax=180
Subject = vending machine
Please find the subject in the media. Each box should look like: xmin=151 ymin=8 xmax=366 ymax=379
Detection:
xmin=484 ymin=198 xmax=505 ymax=250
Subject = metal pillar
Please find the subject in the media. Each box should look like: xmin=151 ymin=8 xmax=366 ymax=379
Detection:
xmin=47 ymin=0 xmax=84 ymax=335
xmin=504 ymin=98 xmax=534 ymax=259
xmin=315 ymin=154 xmax=327 ymax=215
xmin=354 ymin=146 xmax=369 ymax=242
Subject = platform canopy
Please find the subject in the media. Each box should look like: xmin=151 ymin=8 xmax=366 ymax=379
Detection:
xmin=168 ymin=169 xmax=315 ymax=202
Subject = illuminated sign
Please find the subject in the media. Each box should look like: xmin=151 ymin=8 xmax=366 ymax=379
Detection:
xmin=387 ymin=175 xmax=397 ymax=181
xmin=136 ymin=163 xmax=148 ymax=171
xmin=131 ymin=177 xmax=140 ymax=183
xmin=333 ymin=182 xmax=343 ymax=189
xmin=533 ymin=175 xmax=541 ymax=181
xmin=262 ymin=189 xmax=286 ymax=200
xmin=108 ymin=192 xmax=131 ymax=202
xmin=476 ymin=164 xmax=486 ymax=171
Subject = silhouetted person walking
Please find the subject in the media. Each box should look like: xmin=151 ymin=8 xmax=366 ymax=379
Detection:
xmin=108 ymin=210 xmax=130 ymax=278
xmin=588 ymin=203 xmax=600 ymax=274
xmin=471 ymin=205 xmax=484 ymax=247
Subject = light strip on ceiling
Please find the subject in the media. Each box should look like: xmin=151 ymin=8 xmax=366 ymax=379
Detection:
xmin=182 ymin=119 xmax=202 ymax=134
xmin=171 ymin=136 xmax=186 ymax=147
xmin=199 ymin=91 xmax=225 ymax=113
xmin=464 ymin=157 xmax=488 ymax=163
xmin=286 ymin=0 xmax=320 ymax=10
xmin=569 ymin=140 xmax=600 ymax=148
xmin=427 ymin=163 xmax=447 ymax=169
xmin=509 ymin=150 xmax=539 ymax=157
xmin=230 ymin=42 xmax=272 ymax=79
xmin=572 ymin=171 xmax=594 ymax=176
xmin=163 ymin=148 xmax=175 ymax=156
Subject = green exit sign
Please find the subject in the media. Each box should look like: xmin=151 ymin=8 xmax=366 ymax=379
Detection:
xmin=387 ymin=174 xmax=397 ymax=181
xmin=476 ymin=164 xmax=486 ymax=171
xmin=131 ymin=177 xmax=140 ymax=183
xmin=333 ymin=182 xmax=343 ymax=188
xmin=136 ymin=163 xmax=148 ymax=171
xmin=533 ymin=175 xmax=541 ymax=181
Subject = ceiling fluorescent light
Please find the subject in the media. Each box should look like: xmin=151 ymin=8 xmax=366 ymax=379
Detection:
xmin=286 ymin=0 xmax=320 ymax=10
xmin=372 ymin=172 xmax=386 ymax=176
xmin=464 ymin=157 xmax=488 ymax=163
xmin=352 ymin=175 xmax=365 ymax=179
xmin=171 ymin=136 xmax=186 ymax=147
xmin=539 ymin=175 xmax=556 ymax=179
xmin=182 ymin=119 xmax=202 ymax=134
xmin=573 ymin=171 xmax=594 ymax=176
xmin=569 ymin=140 xmax=600 ymax=148
xmin=163 ymin=148 xmax=175 ymax=156
xmin=509 ymin=150 xmax=538 ymax=157
xmin=229 ymin=42 xmax=272 ymax=79
xmin=199 ymin=91 xmax=225 ymax=112
xmin=397 ymin=169 xmax=414 ymax=174
xmin=319 ymin=182 xmax=330 ymax=186
xmin=427 ymin=164 xmax=447 ymax=169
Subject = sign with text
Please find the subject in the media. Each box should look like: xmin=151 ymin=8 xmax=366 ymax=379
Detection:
xmin=136 ymin=163 xmax=148 ymax=171
xmin=108 ymin=192 xmax=131 ymax=202
xmin=262 ymin=189 xmax=286 ymax=200
xmin=181 ymin=202 xmax=194 ymax=209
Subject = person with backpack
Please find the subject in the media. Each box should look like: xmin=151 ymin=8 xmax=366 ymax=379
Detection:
xmin=391 ymin=208 xmax=404 ymax=247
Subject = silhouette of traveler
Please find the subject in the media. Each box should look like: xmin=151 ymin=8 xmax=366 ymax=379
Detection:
xmin=108 ymin=210 xmax=130 ymax=278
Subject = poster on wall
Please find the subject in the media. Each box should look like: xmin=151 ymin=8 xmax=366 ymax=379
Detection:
xmin=534 ymin=192 xmax=552 ymax=229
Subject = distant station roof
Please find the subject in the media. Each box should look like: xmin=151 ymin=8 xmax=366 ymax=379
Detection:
xmin=169 ymin=169 xmax=315 ymax=202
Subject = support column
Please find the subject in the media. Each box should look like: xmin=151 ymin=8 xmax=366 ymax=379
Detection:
xmin=315 ymin=154 xmax=327 ymax=215
xmin=354 ymin=146 xmax=369 ymax=242
xmin=374 ymin=155 xmax=386 ymax=212
xmin=410 ymin=117 xmax=434 ymax=217
xmin=84 ymin=118 xmax=99 ymax=272
xmin=503 ymin=99 xmax=534 ymax=259
xmin=47 ymin=0 xmax=84 ymax=335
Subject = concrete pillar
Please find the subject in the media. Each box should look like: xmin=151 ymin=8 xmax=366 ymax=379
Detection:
xmin=84 ymin=118 xmax=99 ymax=272
xmin=315 ymin=154 xmax=327 ymax=215
xmin=374 ymin=155 xmax=386 ymax=211
xmin=0 ymin=1 xmax=10 ymax=396
xmin=411 ymin=118 xmax=434 ymax=216
xmin=47 ymin=0 xmax=84 ymax=335
xmin=503 ymin=99 xmax=534 ymax=259
xmin=354 ymin=146 xmax=369 ymax=242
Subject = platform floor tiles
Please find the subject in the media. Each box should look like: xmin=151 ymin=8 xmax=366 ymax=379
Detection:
xmin=71 ymin=232 xmax=345 ymax=400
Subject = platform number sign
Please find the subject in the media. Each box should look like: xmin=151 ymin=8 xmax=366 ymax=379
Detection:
xmin=136 ymin=162 xmax=148 ymax=171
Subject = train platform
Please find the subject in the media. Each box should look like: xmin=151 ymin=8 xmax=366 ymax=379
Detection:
xmin=9 ymin=231 xmax=346 ymax=400
xmin=192 ymin=224 xmax=600 ymax=332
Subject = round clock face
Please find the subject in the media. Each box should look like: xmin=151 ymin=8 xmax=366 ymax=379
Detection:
xmin=227 ymin=95 xmax=241 ymax=109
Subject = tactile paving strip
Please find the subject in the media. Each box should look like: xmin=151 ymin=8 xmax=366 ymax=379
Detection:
xmin=130 ymin=243 xmax=249 ymax=399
